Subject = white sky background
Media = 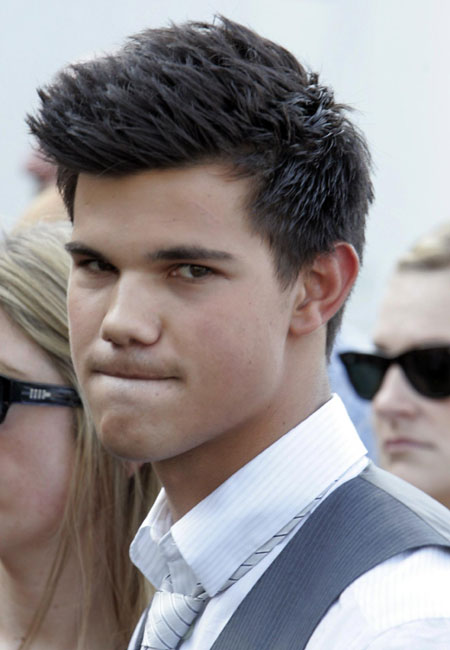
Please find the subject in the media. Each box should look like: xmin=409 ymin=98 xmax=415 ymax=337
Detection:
xmin=0 ymin=0 xmax=448 ymax=337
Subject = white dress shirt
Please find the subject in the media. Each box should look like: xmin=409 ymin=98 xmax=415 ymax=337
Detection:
xmin=130 ymin=395 xmax=450 ymax=649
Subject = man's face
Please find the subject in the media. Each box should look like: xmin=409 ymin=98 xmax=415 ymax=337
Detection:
xmin=68 ymin=165 xmax=299 ymax=466
xmin=372 ymin=269 xmax=450 ymax=506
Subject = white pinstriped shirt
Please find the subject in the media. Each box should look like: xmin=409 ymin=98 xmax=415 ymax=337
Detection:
xmin=129 ymin=395 xmax=450 ymax=649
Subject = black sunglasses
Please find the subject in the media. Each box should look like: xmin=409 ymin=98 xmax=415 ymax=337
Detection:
xmin=0 ymin=373 xmax=82 ymax=424
xmin=339 ymin=345 xmax=450 ymax=400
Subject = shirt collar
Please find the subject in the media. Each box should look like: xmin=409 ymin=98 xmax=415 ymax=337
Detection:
xmin=130 ymin=394 xmax=367 ymax=596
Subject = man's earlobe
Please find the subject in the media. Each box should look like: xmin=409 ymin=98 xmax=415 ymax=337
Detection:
xmin=289 ymin=243 xmax=359 ymax=336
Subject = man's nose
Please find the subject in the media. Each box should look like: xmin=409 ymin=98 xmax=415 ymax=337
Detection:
xmin=372 ymin=364 xmax=419 ymax=419
xmin=100 ymin=274 xmax=162 ymax=347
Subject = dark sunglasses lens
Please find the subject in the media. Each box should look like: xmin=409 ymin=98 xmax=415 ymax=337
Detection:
xmin=404 ymin=347 xmax=450 ymax=398
xmin=339 ymin=353 xmax=386 ymax=400
xmin=0 ymin=379 xmax=6 ymax=423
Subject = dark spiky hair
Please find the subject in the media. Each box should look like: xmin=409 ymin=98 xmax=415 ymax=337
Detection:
xmin=27 ymin=16 xmax=373 ymax=353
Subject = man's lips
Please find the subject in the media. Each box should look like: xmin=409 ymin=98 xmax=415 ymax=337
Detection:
xmin=95 ymin=370 xmax=175 ymax=380
xmin=91 ymin=361 xmax=178 ymax=381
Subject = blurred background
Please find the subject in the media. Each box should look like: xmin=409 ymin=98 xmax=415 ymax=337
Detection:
xmin=0 ymin=0 xmax=448 ymax=336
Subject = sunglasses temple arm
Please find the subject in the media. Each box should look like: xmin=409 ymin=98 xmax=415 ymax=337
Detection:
xmin=11 ymin=381 xmax=81 ymax=407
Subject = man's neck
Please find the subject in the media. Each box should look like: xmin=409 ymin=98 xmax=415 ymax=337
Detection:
xmin=154 ymin=377 xmax=331 ymax=521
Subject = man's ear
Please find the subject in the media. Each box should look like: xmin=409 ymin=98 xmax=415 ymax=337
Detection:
xmin=289 ymin=242 xmax=359 ymax=336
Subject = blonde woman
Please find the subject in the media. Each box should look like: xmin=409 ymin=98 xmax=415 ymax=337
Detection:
xmin=0 ymin=222 xmax=158 ymax=649
xmin=341 ymin=223 xmax=450 ymax=508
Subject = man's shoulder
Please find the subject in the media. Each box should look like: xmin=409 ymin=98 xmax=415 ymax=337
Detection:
xmin=208 ymin=465 xmax=450 ymax=650
xmin=308 ymin=546 xmax=450 ymax=650
xmin=357 ymin=462 xmax=450 ymax=541
xmin=343 ymin=546 xmax=450 ymax=633
xmin=309 ymin=465 xmax=450 ymax=644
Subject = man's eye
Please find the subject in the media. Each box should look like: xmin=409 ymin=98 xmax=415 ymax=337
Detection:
xmin=76 ymin=258 xmax=115 ymax=273
xmin=173 ymin=264 xmax=212 ymax=279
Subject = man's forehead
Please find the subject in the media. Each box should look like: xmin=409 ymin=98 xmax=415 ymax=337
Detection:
xmin=72 ymin=166 xmax=256 ymax=241
xmin=74 ymin=164 xmax=247 ymax=199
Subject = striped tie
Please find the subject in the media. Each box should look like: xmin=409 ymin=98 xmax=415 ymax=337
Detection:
xmin=141 ymin=481 xmax=336 ymax=649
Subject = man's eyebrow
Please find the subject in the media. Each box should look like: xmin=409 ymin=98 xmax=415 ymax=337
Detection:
xmin=64 ymin=242 xmax=108 ymax=261
xmin=64 ymin=242 xmax=234 ymax=263
xmin=147 ymin=246 xmax=234 ymax=262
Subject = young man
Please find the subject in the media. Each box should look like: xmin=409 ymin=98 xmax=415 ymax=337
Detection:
xmin=28 ymin=17 xmax=450 ymax=649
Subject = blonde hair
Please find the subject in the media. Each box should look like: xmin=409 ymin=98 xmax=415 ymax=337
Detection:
xmin=0 ymin=222 xmax=158 ymax=649
xmin=397 ymin=222 xmax=450 ymax=272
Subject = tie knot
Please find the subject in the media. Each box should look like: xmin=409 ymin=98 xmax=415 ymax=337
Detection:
xmin=142 ymin=589 xmax=208 ymax=649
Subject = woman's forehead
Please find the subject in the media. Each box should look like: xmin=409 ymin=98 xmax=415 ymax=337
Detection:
xmin=373 ymin=269 xmax=450 ymax=351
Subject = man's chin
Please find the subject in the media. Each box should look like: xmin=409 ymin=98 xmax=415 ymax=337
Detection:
xmin=93 ymin=413 xmax=152 ymax=461
xmin=98 ymin=432 xmax=153 ymax=462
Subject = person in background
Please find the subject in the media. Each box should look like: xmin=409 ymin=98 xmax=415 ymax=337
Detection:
xmin=16 ymin=151 xmax=66 ymax=230
xmin=340 ymin=223 xmax=450 ymax=508
xmin=0 ymin=223 xmax=158 ymax=650
xmin=14 ymin=184 xmax=67 ymax=230
xmin=24 ymin=149 xmax=57 ymax=193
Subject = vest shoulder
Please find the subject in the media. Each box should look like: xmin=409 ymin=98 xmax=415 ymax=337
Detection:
xmin=359 ymin=462 xmax=450 ymax=541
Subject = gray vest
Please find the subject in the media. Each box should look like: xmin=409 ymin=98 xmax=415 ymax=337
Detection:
xmin=131 ymin=463 xmax=450 ymax=649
